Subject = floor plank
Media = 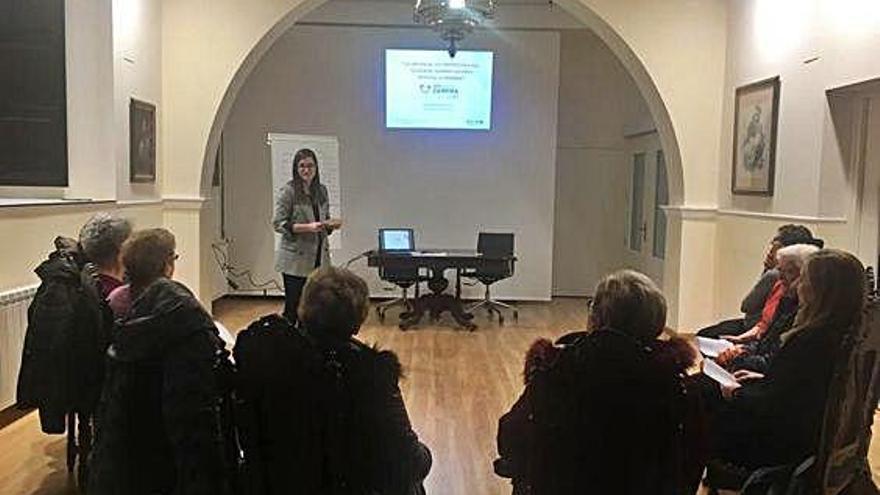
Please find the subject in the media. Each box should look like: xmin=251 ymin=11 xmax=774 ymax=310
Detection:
xmin=0 ymin=296 xmax=876 ymax=494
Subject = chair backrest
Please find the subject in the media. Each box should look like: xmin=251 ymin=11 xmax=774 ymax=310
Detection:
xmin=478 ymin=232 xmax=514 ymax=257
xmin=378 ymin=264 xmax=420 ymax=286
xmin=474 ymin=233 xmax=514 ymax=282
xmin=813 ymin=298 xmax=880 ymax=494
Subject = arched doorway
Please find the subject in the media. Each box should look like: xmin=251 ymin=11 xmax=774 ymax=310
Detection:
xmin=177 ymin=0 xmax=723 ymax=330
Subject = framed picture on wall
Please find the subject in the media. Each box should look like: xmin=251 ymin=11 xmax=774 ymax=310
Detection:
xmin=731 ymin=76 xmax=780 ymax=196
xmin=129 ymin=98 xmax=156 ymax=183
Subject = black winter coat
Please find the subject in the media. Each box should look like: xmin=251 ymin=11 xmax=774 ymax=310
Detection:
xmin=495 ymin=328 xmax=693 ymax=495
xmin=89 ymin=279 xmax=232 ymax=495
xmin=16 ymin=237 xmax=109 ymax=433
xmin=234 ymin=315 xmax=431 ymax=495
xmin=720 ymin=322 xmax=840 ymax=468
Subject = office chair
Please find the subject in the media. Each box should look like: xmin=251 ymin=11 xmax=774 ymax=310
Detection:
xmin=375 ymin=265 xmax=421 ymax=321
xmin=467 ymin=232 xmax=518 ymax=325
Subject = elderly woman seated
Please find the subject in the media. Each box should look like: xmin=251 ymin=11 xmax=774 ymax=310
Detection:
xmin=494 ymin=269 xmax=699 ymax=495
xmin=716 ymin=243 xmax=819 ymax=373
xmin=698 ymin=224 xmax=822 ymax=339
xmin=713 ymin=249 xmax=865 ymax=470
xmin=234 ymin=266 xmax=432 ymax=495
xmin=92 ymin=229 xmax=233 ymax=495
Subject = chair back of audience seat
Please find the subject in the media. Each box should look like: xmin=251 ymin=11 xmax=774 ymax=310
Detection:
xmin=813 ymin=297 xmax=880 ymax=494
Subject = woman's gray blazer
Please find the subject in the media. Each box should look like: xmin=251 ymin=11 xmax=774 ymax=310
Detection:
xmin=273 ymin=181 xmax=331 ymax=277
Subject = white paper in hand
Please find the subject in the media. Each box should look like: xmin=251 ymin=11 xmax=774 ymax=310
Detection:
xmin=696 ymin=336 xmax=734 ymax=358
xmin=703 ymin=358 xmax=739 ymax=388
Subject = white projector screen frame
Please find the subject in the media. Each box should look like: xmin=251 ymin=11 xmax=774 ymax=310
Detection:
xmin=384 ymin=48 xmax=494 ymax=130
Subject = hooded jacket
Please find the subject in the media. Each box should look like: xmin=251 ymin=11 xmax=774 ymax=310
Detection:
xmin=495 ymin=329 xmax=697 ymax=495
xmin=235 ymin=314 xmax=431 ymax=495
xmin=89 ymin=278 xmax=232 ymax=495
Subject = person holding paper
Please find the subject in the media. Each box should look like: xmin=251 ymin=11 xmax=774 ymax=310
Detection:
xmin=715 ymin=244 xmax=818 ymax=372
xmin=713 ymin=249 xmax=865 ymax=468
xmin=273 ymin=148 xmax=342 ymax=323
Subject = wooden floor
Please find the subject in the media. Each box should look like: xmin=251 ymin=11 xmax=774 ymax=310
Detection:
xmin=0 ymin=297 xmax=877 ymax=494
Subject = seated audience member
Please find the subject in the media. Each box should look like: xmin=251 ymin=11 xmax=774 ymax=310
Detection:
xmin=714 ymin=249 xmax=865 ymax=469
xmin=78 ymin=212 xmax=132 ymax=298
xmin=235 ymin=266 xmax=431 ymax=495
xmin=495 ymin=270 xmax=698 ymax=495
xmin=91 ymin=229 xmax=233 ymax=495
xmin=717 ymin=244 xmax=819 ymax=373
xmin=698 ymin=224 xmax=822 ymax=338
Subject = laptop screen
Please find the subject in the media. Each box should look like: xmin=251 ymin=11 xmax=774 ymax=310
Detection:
xmin=379 ymin=228 xmax=415 ymax=252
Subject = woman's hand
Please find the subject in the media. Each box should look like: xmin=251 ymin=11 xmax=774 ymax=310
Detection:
xmin=307 ymin=221 xmax=324 ymax=233
xmin=722 ymin=325 xmax=760 ymax=344
xmin=716 ymin=345 xmax=745 ymax=367
xmin=733 ymin=369 xmax=764 ymax=382
xmin=721 ymin=382 xmax=741 ymax=400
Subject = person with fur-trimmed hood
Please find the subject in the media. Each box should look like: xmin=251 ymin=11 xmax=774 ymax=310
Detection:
xmin=495 ymin=270 xmax=704 ymax=495
xmin=235 ymin=266 xmax=431 ymax=495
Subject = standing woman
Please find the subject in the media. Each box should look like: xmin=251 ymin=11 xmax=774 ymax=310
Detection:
xmin=273 ymin=148 xmax=340 ymax=323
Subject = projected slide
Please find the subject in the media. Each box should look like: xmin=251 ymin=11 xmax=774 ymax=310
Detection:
xmin=385 ymin=49 xmax=494 ymax=130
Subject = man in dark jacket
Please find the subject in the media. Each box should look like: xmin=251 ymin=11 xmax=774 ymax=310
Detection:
xmin=235 ymin=267 xmax=431 ymax=495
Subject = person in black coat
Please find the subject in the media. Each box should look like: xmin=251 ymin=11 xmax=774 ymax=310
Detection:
xmin=495 ymin=269 xmax=698 ymax=495
xmin=90 ymin=229 xmax=232 ymax=495
xmin=716 ymin=249 xmax=866 ymax=468
xmin=235 ymin=266 xmax=431 ymax=495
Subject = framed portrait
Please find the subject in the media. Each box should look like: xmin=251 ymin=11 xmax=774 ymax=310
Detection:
xmin=731 ymin=76 xmax=780 ymax=196
xmin=129 ymin=98 xmax=156 ymax=183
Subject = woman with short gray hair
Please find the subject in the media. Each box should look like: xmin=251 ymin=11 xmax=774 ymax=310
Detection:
xmin=589 ymin=269 xmax=668 ymax=341
xmin=496 ymin=269 xmax=696 ymax=494
xmin=78 ymin=212 xmax=132 ymax=297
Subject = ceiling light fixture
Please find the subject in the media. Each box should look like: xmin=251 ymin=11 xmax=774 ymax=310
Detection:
xmin=413 ymin=0 xmax=495 ymax=57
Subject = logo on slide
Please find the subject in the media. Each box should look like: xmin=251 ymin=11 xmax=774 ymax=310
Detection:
xmin=419 ymin=84 xmax=432 ymax=94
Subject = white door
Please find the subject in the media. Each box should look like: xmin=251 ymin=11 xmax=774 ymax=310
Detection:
xmin=853 ymin=96 xmax=880 ymax=271
xmin=624 ymin=132 xmax=668 ymax=284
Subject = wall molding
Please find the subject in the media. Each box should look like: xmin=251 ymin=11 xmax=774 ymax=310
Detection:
xmin=163 ymin=196 xmax=208 ymax=211
xmin=716 ymin=208 xmax=847 ymax=224
xmin=663 ymin=205 xmax=848 ymax=224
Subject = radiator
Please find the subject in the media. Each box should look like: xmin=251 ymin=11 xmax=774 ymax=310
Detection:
xmin=0 ymin=284 xmax=38 ymax=410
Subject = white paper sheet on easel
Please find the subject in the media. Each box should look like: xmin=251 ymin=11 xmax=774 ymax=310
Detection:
xmin=703 ymin=358 xmax=739 ymax=388
xmin=696 ymin=336 xmax=735 ymax=358
xmin=268 ymin=133 xmax=343 ymax=251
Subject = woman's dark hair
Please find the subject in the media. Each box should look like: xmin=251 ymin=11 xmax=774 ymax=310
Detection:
xmin=298 ymin=266 xmax=369 ymax=339
xmin=775 ymin=224 xmax=823 ymax=248
xmin=121 ymin=228 xmax=176 ymax=294
xmin=291 ymin=148 xmax=326 ymax=203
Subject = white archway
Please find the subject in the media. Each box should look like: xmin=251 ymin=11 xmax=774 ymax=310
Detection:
xmin=164 ymin=0 xmax=727 ymax=328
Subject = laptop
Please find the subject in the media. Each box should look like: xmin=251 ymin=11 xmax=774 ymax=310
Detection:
xmin=378 ymin=228 xmax=415 ymax=253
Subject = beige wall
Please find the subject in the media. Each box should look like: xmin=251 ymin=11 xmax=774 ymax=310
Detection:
xmin=552 ymin=29 xmax=652 ymax=296
xmin=706 ymin=0 xmax=880 ymax=327
xmin=113 ymin=0 xmax=163 ymax=202
xmin=63 ymin=0 xmax=116 ymax=201
xmin=0 ymin=204 xmax=163 ymax=293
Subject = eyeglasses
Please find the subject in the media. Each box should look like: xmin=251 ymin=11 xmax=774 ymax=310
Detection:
xmin=170 ymin=253 xmax=180 ymax=262
xmin=297 ymin=162 xmax=316 ymax=169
